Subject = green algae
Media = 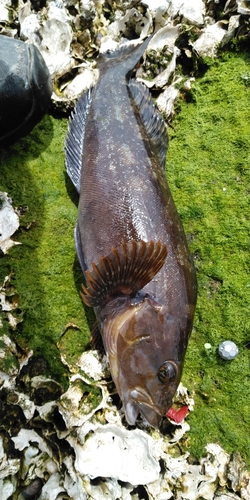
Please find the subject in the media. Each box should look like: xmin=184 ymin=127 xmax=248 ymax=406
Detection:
xmin=0 ymin=117 xmax=91 ymax=389
xmin=0 ymin=49 xmax=250 ymax=467
xmin=0 ymin=336 xmax=19 ymax=374
xmin=167 ymin=50 xmax=250 ymax=465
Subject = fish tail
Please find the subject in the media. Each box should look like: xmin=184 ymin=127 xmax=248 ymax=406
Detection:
xmin=97 ymin=36 xmax=152 ymax=77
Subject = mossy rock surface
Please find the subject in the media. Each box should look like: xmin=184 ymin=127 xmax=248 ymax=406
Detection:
xmin=0 ymin=49 xmax=249 ymax=466
xmin=0 ymin=117 xmax=93 ymax=389
xmin=167 ymin=50 xmax=250 ymax=464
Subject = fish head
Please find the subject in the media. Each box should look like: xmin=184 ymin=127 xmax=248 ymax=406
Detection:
xmin=102 ymin=296 xmax=187 ymax=427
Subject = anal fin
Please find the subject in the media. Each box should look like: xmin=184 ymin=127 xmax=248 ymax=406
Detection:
xmin=81 ymin=240 xmax=167 ymax=307
xmin=90 ymin=321 xmax=104 ymax=352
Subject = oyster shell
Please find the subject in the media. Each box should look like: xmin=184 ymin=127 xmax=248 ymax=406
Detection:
xmin=192 ymin=22 xmax=227 ymax=57
xmin=0 ymin=192 xmax=20 ymax=254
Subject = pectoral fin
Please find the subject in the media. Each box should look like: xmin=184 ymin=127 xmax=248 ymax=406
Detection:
xmin=80 ymin=240 xmax=167 ymax=307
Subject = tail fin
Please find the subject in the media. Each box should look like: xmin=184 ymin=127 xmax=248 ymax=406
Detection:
xmin=97 ymin=36 xmax=152 ymax=78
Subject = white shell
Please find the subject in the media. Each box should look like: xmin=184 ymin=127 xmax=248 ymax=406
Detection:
xmin=137 ymin=46 xmax=180 ymax=89
xmin=0 ymin=0 xmax=11 ymax=22
xmin=156 ymin=82 xmax=180 ymax=117
xmin=0 ymin=192 xmax=20 ymax=254
xmin=237 ymin=0 xmax=250 ymax=15
xmin=38 ymin=5 xmax=73 ymax=77
xmin=148 ymin=24 xmax=181 ymax=52
xmin=167 ymin=0 xmax=205 ymax=26
xmin=76 ymin=350 xmax=109 ymax=381
xmin=0 ymin=479 xmax=16 ymax=500
xmin=193 ymin=22 xmax=227 ymax=58
xmin=71 ymin=424 xmax=161 ymax=485
xmin=63 ymin=68 xmax=99 ymax=100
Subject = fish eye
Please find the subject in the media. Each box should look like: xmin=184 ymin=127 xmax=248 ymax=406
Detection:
xmin=158 ymin=361 xmax=177 ymax=383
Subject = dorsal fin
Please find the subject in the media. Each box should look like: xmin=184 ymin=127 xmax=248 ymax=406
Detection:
xmin=65 ymin=87 xmax=94 ymax=193
xmin=129 ymin=79 xmax=168 ymax=170
xmin=80 ymin=240 xmax=167 ymax=307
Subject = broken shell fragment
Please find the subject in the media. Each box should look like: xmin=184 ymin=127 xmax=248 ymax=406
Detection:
xmin=31 ymin=376 xmax=63 ymax=405
xmin=0 ymin=193 xmax=20 ymax=254
xmin=237 ymin=0 xmax=250 ymax=15
xmin=106 ymin=7 xmax=151 ymax=41
xmin=0 ymin=0 xmax=11 ymax=23
xmin=192 ymin=22 xmax=227 ymax=58
xmin=76 ymin=350 xmax=110 ymax=381
xmin=147 ymin=24 xmax=181 ymax=52
xmin=156 ymin=81 xmax=180 ymax=118
xmin=167 ymin=0 xmax=205 ymax=26
xmin=62 ymin=67 xmax=99 ymax=101
xmin=70 ymin=424 xmax=161 ymax=485
xmin=221 ymin=15 xmax=241 ymax=46
xmin=1 ymin=2 xmax=250 ymax=498
xmin=137 ymin=45 xmax=180 ymax=89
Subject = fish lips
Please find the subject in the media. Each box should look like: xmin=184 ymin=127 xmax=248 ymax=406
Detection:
xmin=125 ymin=387 xmax=170 ymax=427
xmin=125 ymin=400 xmax=162 ymax=428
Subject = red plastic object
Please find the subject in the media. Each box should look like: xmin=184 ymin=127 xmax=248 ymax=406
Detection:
xmin=167 ymin=405 xmax=189 ymax=423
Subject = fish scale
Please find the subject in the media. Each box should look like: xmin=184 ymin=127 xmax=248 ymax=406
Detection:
xmin=66 ymin=37 xmax=197 ymax=428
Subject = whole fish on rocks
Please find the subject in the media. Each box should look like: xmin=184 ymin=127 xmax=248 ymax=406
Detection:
xmin=65 ymin=37 xmax=197 ymax=428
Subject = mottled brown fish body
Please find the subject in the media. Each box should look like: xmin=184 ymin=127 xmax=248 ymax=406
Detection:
xmin=66 ymin=38 xmax=197 ymax=427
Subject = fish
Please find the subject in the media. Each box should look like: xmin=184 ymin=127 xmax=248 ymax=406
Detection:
xmin=65 ymin=37 xmax=197 ymax=428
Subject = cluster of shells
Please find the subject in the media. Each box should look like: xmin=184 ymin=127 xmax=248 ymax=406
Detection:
xmin=0 ymin=0 xmax=250 ymax=114
xmin=1 ymin=1 xmax=250 ymax=499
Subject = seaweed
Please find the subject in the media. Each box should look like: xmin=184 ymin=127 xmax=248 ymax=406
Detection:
xmin=0 ymin=116 xmax=90 ymax=389
xmin=167 ymin=49 xmax=250 ymax=464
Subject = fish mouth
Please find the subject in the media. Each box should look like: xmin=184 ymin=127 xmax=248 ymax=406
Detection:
xmin=125 ymin=400 xmax=162 ymax=427
xmin=137 ymin=402 xmax=162 ymax=427
xmin=125 ymin=388 xmax=163 ymax=427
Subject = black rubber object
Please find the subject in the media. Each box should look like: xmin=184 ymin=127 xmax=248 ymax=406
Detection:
xmin=0 ymin=35 xmax=52 ymax=146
